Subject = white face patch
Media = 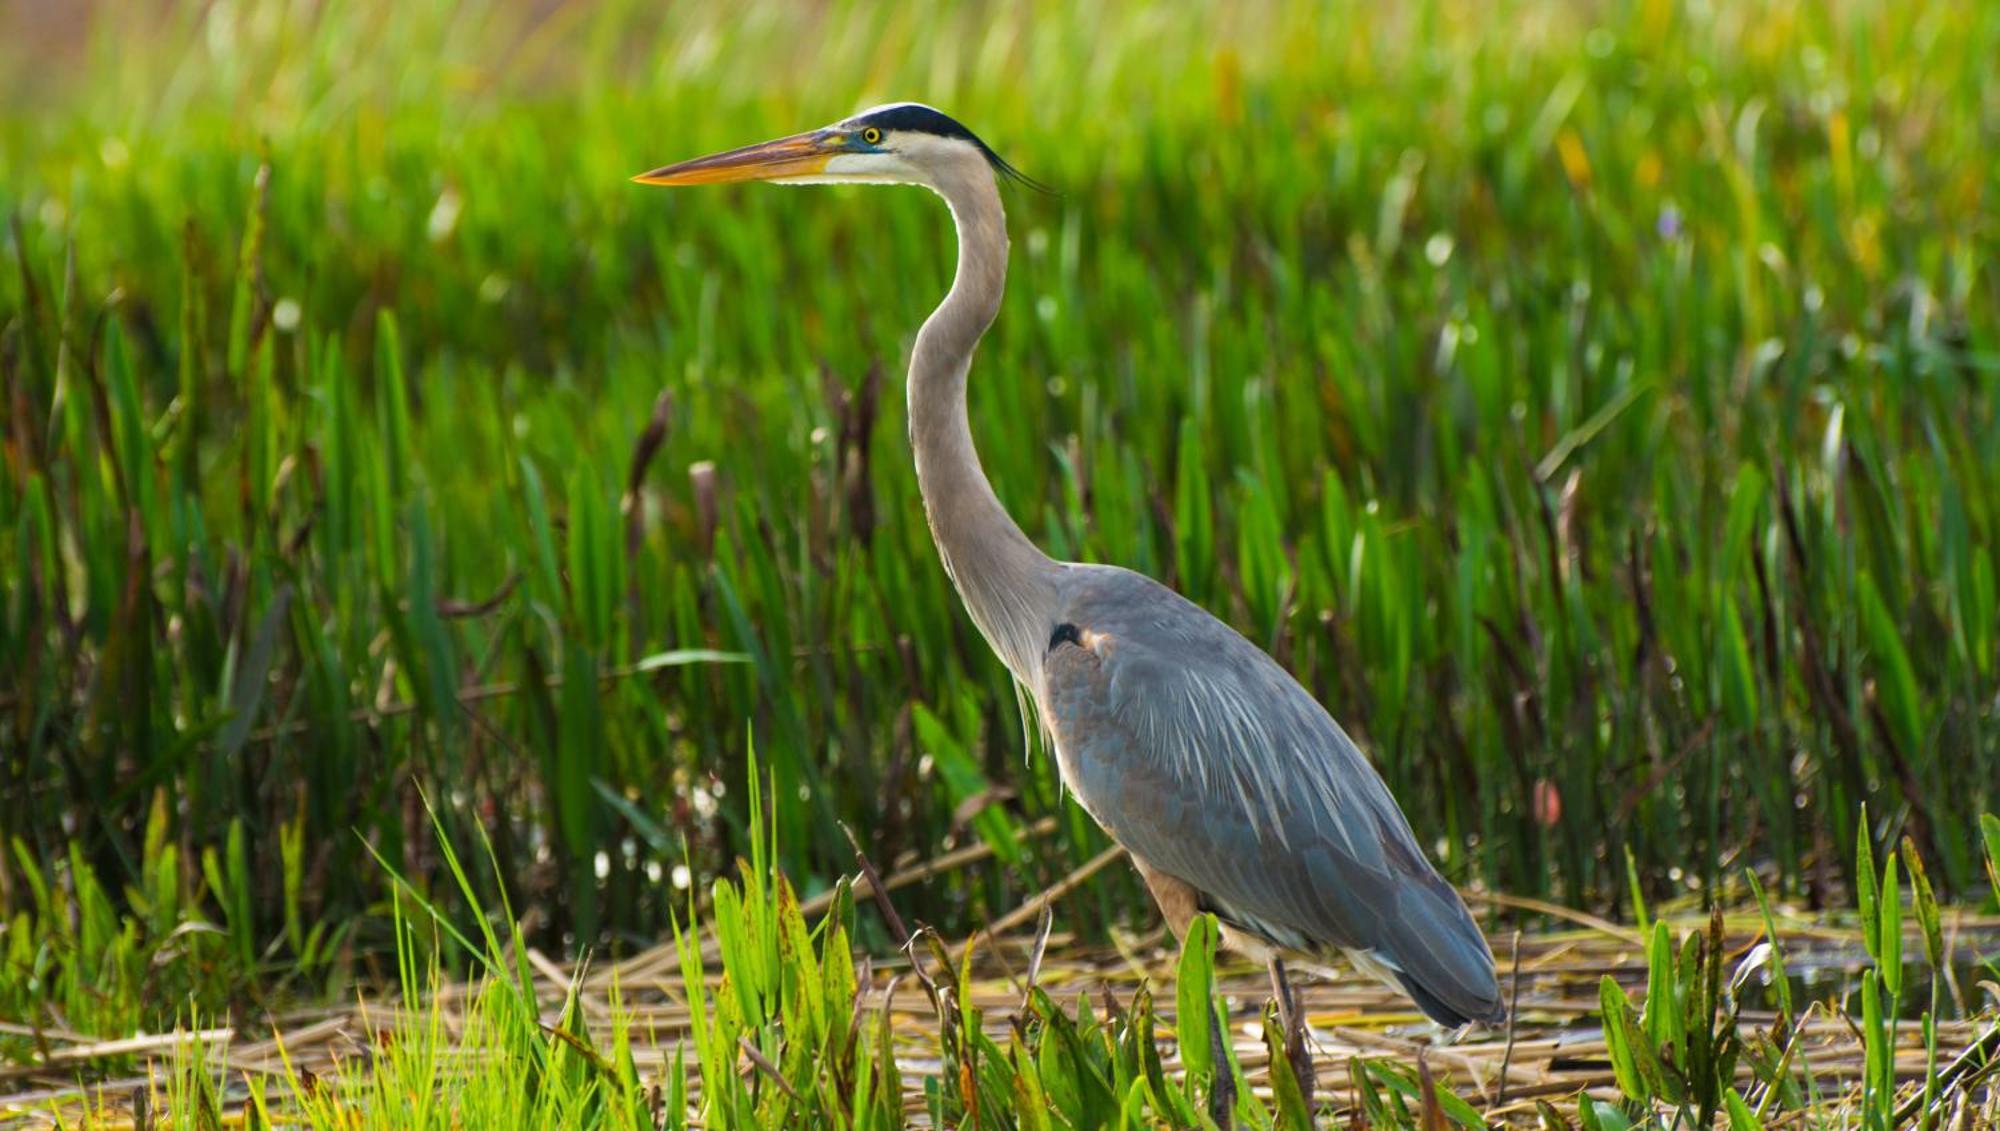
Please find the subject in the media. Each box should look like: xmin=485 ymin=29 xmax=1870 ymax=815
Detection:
xmin=766 ymin=130 xmax=990 ymax=188
xmin=773 ymin=151 xmax=918 ymax=185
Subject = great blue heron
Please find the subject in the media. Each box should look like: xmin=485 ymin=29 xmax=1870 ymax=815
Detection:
xmin=635 ymin=104 xmax=1505 ymax=1032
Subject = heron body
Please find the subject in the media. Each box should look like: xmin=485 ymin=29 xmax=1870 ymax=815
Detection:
xmin=637 ymin=103 xmax=1505 ymax=1028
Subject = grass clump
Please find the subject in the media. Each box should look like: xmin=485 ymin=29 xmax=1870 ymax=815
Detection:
xmin=9 ymin=796 xmax=1997 ymax=1126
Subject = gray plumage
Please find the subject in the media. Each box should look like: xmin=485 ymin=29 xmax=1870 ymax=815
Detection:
xmin=1043 ymin=567 xmax=1505 ymax=1026
xmin=637 ymin=103 xmax=1505 ymax=1027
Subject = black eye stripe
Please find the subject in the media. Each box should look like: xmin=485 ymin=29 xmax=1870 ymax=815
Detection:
xmin=845 ymin=103 xmax=1051 ymax=194
xmin=1048 ymin=623 xmax=1082 ymax=650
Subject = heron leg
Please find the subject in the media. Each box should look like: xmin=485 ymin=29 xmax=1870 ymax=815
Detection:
xmin=1207 ymin=997 xmax=1236 ymax=1129
xmin=1268 ymin=955 xmax=1316 ymax=1109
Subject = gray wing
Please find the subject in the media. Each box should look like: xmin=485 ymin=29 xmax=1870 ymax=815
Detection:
xmin=1040 ymin=566 xmax=1502 ymax=1026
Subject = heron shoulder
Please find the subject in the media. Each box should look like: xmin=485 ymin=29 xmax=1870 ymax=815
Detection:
xmin=1049 ymin=563 xmax=1272 ymax=657
xmin=1046 ymin=563 xmax=1332 ymax=731
xmin=1040 ymin=563 xmax=1388 ymax=844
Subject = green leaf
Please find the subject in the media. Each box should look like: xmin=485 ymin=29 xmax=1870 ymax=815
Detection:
xmin=773 ymin=877 xmax=821 ymax=1041
xmin=216 ymin=589 xmax=293 ymax=769
xmin=1901 ymin=838 xmax=1942 ymax=970
xmin=1363 ymin=1057 xmax=1489 ymax=1130
xmin=1625 ymin=846 xmax=1649 ymax=935
xmin=1262 ymin=1004 xmax=1312 ymax=1131
xmin=1980 ymin=813 xmax=2000 ymax=902
xmin=1723 ymin=1086 xmax=1762 ymax=1130
xmin=1642 ymin=921 xmax=1679 ymax=1053
xmin=1746 ymin=871 xmax=1793 ymax=1022
xmin=1582 ymin=1101 xmax=1633 ymax=1131
xmin=1857 ymin=571 xmax=1923 ymax=759
xmin=633 ymin=648 xmax=751 ymax=670
xmin=1856 ymin=808 xmax=1880 ymax=960
xmin=1719 ymin=463 xmax=1767 ymax=581
xmin=1878 ymin=849 xmax=1903 ymax=1000
xmin=1716 ymin=593 xmax=1759 ymax=730
xmin=1010 ymin=1034 xmax=1055 ymax=1131
xmin=1173 ymin=417 xmax=1214 ymax=601
xmin=1175 ymin=913 xmax=1219 ymax=1095
xmin=1599 ymin=977 xmax=1645 ymax=1102
xmin=1117 ymin=1074 xmax=1152 ymax=1130
xmin=224 ymin=163 xmax=267 ymax=382
xmin=373 ymin=309 xmax=413 ymax=502
xmin=1861 ymin=970 xmax=1890 ymax=1123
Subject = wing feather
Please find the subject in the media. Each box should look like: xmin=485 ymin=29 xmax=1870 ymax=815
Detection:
xmin=1042 ymin=566 xmax=1503 ymax=1026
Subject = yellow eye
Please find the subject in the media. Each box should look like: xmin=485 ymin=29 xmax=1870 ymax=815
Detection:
xmin=861 ymin=127 xmax=883 ymax=145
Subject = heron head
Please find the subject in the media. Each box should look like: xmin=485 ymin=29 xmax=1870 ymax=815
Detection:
xmin=632 ymin=102 xmax=1042 ymax=191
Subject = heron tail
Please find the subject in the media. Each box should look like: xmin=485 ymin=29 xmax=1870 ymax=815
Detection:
xmin=1394 ymin=967 xmax=1505 ymax=1028
xmin=1379 ymin=877 xmax=1507 ymax=1027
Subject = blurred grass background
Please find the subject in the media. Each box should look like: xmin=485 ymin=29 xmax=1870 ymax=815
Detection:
xmin=1 ymin=0 xmax=1996 ymax=1034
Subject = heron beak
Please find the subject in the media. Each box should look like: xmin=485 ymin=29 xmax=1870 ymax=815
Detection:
xmin=631 ymin=130 xmax=837 ymax=186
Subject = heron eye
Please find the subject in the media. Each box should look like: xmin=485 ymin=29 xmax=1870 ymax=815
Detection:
xmin=861 ymin=127 xmax=883 ymax=145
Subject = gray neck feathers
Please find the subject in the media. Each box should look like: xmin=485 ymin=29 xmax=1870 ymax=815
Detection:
xmin=907 ymin=157 xmax=1060 ymax=684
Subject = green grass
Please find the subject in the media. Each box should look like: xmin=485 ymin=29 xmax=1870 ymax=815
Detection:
xmin=2 ymin=0 xmax=1998 ymax=1064
xmin=40 ymin=782 xmax=2000 ymax=1127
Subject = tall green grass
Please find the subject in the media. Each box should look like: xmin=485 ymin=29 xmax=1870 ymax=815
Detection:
xmin=2 ymin=0 xmax=1997 ymax=1023
xmin=63 ymin=789 xmax=2000 ymax=1126
xmin=138 ymin=756 xmax=1515 ymax=1129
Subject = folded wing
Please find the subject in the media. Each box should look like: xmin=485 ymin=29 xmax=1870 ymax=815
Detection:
xmin=1042 ymin=567 xmax=1503 ymax=1026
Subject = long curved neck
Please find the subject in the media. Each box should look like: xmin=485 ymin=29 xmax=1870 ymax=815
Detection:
xmin=909 ymin=160 xmax=1060 ymax=682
